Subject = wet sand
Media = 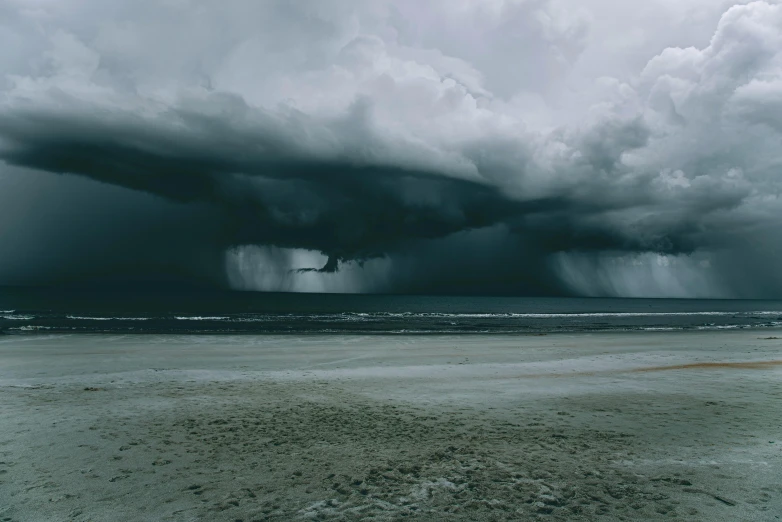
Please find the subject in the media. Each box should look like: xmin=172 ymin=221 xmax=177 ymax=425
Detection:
xmin=1 ymin=331 xmax=781 ymax=521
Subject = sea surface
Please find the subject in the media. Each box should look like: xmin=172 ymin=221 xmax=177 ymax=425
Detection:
xmin=2 ymin=287 xmax=782 ymax=335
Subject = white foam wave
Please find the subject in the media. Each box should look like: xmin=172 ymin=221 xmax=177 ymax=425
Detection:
xmin=160 ymin=310 xmax=782 ymax=322
xmin=371 ymin=311 xmax=782 ymax=318
xmin=11 ymin=325 xmax=52 ymax=331
xmin=66 ymin=316 xmax=150 ymax=321
xmin=640 ymin=327 xmax=678 ymax=331
xmin=1 ymin=314 xmax=35 ymax=320
xmin=174 ymin=316 xmax=230 ymax=321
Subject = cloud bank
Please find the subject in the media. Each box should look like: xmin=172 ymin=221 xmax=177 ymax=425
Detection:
xmin=1 ymin=0 xmax=781 ymax=296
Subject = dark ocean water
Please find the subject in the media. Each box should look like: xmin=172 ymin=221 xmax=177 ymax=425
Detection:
xmin=2 ymin=287 xmax=782 ymax=335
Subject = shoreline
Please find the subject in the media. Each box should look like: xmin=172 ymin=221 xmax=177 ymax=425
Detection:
xmin=2 ymin=330 xmax=781 ymax=520
xmin=3 ymin=325 xmax=782 ymax=337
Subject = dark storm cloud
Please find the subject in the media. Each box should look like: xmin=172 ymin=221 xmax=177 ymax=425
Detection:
xmin=0 ymin=165 xmax=227 ymax=286
xmin=0 ymin=94 xmax=744 ymax=289
xmin=1 ymin=0 xmax=782 ymax=296
xmin=0 ymin=97 xmax=571 ymax=272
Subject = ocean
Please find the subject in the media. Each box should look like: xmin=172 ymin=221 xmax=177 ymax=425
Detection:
xmin=2 ymin=287 xmax=782 ymax=335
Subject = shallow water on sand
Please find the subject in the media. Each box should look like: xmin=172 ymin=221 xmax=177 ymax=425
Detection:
xmin=1 ymin=330 xmax=781 ymax=520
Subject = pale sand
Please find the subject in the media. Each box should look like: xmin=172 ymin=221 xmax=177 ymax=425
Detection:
xmin=0 ymin=331 xmax=781 ymax=521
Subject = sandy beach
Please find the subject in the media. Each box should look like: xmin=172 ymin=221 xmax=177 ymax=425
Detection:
xmin=1 ymin=330 xmax=781 ymax=521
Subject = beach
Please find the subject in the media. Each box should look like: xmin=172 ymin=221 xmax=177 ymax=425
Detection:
xmin=1 ymin=330 xmax=780 ymax=521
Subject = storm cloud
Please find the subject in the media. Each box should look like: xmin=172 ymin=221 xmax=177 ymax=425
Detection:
xmin=1 ymin=0 xmax=781 ymax=296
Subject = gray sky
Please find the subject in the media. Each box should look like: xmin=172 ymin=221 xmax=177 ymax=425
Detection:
xmin=1 ymin=0 xmax=781 ymax=296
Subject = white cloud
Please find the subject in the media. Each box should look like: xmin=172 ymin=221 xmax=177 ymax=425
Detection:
xmin=1 ymin=0 xmax=782 ymax=295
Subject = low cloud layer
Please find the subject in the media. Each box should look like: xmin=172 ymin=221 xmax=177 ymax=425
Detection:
xmin=1 ymin=0 xmax=781 ymax=296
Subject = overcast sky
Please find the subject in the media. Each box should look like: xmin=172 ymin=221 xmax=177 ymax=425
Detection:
xmin=1 ymin=0 xmax=781 ymax=296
